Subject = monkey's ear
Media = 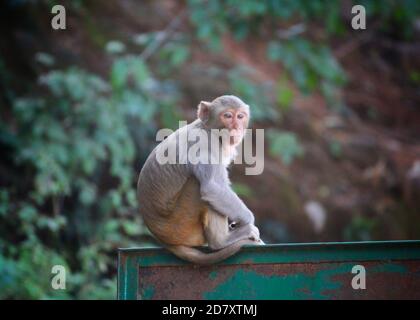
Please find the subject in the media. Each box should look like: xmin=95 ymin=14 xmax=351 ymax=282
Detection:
xmin=197 ymin=101 xmax=211 ymax=123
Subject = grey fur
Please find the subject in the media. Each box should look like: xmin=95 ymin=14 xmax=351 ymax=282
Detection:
xmin=191 ymin=163 xmax=254 ymax=225
xmin=137 ymin=95 xmax=262 ymax=264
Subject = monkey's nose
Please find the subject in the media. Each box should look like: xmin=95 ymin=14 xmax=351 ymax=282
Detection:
xmin=230 ymin=128 xmax=240 ymax=136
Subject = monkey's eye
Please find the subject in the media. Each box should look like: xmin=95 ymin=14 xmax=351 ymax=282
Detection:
xmin=223 ymin=112 xmax=233 ymax=119
xmin=237 ymin=113 xmax=245 ymax=120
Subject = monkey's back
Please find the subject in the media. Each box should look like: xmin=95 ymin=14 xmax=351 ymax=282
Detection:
xmin=137 ymin=147 xmax=189 ymax=215
xmin=137 ymin=137 xmax=208 ymax=246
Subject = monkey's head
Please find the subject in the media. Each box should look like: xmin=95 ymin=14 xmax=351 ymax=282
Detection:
xmin=197 ymin=95 xmax=250 ymax=146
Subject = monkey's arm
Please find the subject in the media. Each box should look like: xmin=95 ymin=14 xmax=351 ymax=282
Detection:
xmin=190 ymin=163 xmax=255 ymax=225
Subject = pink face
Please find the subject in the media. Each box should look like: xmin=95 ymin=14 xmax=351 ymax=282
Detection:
xmin=219 ymin=108 xmax=249 ymax=145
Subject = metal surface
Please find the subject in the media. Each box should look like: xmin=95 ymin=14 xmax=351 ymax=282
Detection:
xmin=117 ymin=240 xmax=420 ymax=300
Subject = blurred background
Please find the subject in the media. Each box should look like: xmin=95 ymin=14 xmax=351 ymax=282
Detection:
xmin=1 ymin=0 xmax=419 ymax=299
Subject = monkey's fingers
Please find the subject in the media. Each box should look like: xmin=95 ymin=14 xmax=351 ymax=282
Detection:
xmin=247 ymin=236 xmax=265 ymax=245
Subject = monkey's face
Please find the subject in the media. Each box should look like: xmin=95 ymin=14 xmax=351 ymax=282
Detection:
xmin=218 ymin=108 xmax=249 ymax=146
xmin=197 ymin=96 xmax=251 ymax=146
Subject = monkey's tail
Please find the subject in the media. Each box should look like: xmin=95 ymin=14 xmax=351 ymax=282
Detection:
xmin=167 ymin=239 xmax=255 ymax=265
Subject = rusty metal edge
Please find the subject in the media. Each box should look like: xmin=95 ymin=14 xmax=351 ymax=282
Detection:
xmin=117 ymin=240 xmax=420 ymax=267
xmin=117 ymin=251 xmax=139 ymax=300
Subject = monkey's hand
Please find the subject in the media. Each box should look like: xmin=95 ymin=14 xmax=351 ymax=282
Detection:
xmin=248 ymin=224 xmax=260 ymax=241
xmin=235 ymin=208 xmax=255 ymax=227
xmin=230 ymin=222 xmax=264 ymax=244
xmin=228 ymin=219 xmax=265 ymax=246
xmin=191 ymin=163 xmax=255 ymax=226
xmin=248 ymin=224 xmax=265 ymax=245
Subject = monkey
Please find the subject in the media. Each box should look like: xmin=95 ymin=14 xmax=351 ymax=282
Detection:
xmin=137 ymin=95 xmax=264 ymax=265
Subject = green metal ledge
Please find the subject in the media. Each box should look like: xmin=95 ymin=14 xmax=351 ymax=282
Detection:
xmin=118 ymin=240 xmax=420 ymax=300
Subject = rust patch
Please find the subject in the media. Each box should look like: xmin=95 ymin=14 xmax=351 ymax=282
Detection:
xmin=139 ymin=265 xmax=238 ymax=299
xmin=138 ymin=260 xmax=420 ymax=299
xmin=328 ymin=260 xmax=420 ymax=300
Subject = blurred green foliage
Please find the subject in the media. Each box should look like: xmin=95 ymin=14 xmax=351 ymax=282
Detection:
xmin=0 ymin=47 xmax=179 ymax=298
xmin=1 ymin=0 xmax=420 ymax=299
xmin=232 ymin=183 xmax=253 ymax=198
xmin=188 ymin=0 xmax=348 ymax=102
xmin=359 ymin=0 xmax=420 ymax=38
xmin=267 ymin=38 xmax=346 ymax=100
xmin=228 ymin=67 xmax=279 ymax=122
xmin=344 ymin=215 xmax=378 ymax=241
xmin=188 ymin=0 xmax=420 ymax=108
xmin=267 ymin=130 xmax=304 ymax=166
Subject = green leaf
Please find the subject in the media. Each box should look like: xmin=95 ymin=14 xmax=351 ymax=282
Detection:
xmin=232 ymin=183 xmax=253 ymax=198
xmin=268 ymin=130 xmax=304 ymax=165
xmin=111 ymin=58 xmax=129 ymax=90
xmin=105 ymin=41 xmax=126 ymax=55
xmin=122 ymin=221 xmax=142 ymax=236
xmin=34 ymin=52 xmax=55 ymax=67
xmin=276 ymin=79 xmax=294 ymax=110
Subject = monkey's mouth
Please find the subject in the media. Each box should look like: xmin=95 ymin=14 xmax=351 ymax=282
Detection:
xmin=229 ymin=130 xmax=243 ymax=145
xmin=229 ymin=134 xmax=243 ymax=145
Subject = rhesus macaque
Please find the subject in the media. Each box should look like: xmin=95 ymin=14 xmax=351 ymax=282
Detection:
xmin=137 ymin=95 xmax=264 ymax=264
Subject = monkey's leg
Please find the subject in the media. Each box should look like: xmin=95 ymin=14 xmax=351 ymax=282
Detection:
xmin=162 ymin=177 xmax=209 ymax=247
xmin=204 ymin=209 xmax=263 ymax=250
xmin=166 ymin=208 xmax=263 ymax=265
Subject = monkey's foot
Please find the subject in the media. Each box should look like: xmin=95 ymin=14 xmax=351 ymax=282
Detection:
xmin=255 ymin=238 xmax=265 ymax=245
xmin=248 ymin=224 xmax=264 ymax=244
